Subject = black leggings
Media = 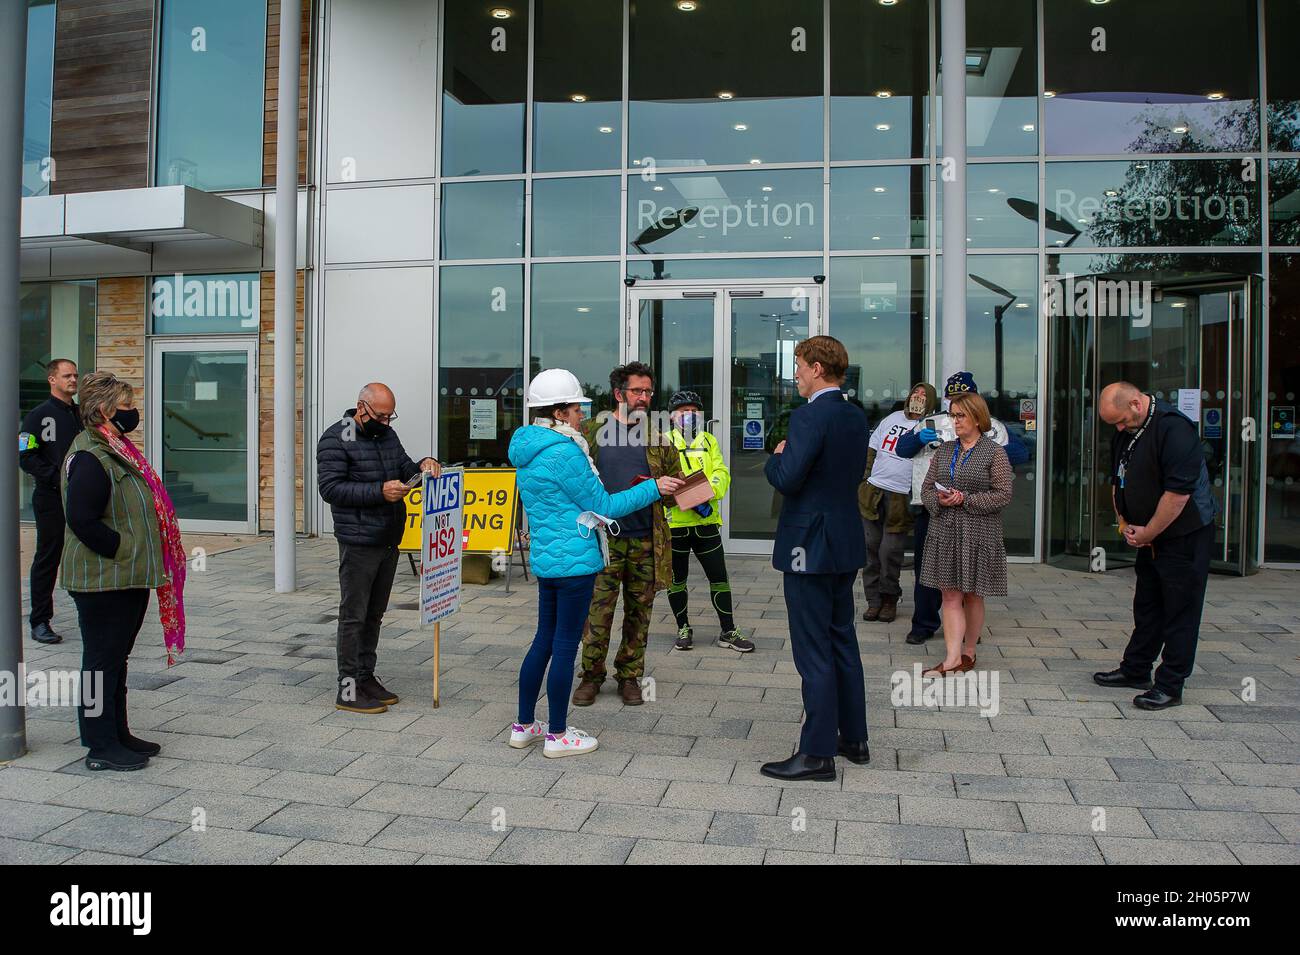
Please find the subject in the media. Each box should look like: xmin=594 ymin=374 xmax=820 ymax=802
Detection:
xmin=667 ymin=525 xmax=735 ymax=633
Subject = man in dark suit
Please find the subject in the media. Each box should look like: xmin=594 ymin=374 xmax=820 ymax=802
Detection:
xmin=761 ymin=336 xmax=870 ymax=782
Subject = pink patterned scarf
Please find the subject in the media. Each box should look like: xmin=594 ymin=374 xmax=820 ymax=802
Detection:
xmin=96 ymin=424 xmax=188 ymax=665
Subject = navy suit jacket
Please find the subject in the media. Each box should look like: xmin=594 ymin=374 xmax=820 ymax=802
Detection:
xmin=765 ymin=389 xmax=869 ymax=574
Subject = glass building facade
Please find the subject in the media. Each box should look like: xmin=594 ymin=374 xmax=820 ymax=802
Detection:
xmin=313 ymin=0 xmax=1300 ymax=568
xmin=16 ymin=0 xmax=1300 ymax=568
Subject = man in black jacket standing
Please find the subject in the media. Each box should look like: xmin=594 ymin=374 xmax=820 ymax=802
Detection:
xmin=1093 ymin=381 xmax=1217 ymax=711
xmin=18 ymin=359 xmax=83 ymax=644
xmin=317 ymin=382 xmax=439 ymax=714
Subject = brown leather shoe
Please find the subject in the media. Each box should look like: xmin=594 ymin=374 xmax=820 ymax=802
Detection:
xmin=878 ymin=596 xmax=898 ymax=623
xmin=572 ymin=679 xmax=599 ymax=707
xmin=862 ymin=604 xmax=881 ymax=622
xmin=619 ymin=678 xmax=644 ymax=706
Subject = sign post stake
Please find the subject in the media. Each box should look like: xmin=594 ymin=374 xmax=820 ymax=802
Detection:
xmin=433 ymin=621 xmax=441 ymax=708
xmin=420 ymin=469 xmax=463 ymax=713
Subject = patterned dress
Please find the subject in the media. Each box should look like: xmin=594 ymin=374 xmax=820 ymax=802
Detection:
xmin=919 ymin=436 xmax=1013 ymax=596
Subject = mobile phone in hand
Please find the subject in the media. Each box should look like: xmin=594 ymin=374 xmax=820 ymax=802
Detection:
xmin=934 ymin=482 xmax=950 ymax=493
xmin=403 ymin=472 xmax=424 ymax=490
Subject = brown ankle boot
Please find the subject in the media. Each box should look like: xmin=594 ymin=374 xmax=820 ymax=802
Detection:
xmin=862 ymin=604 xmax=881 ymax=622
xmin=619 ymin=678 xmax=644 ymax=706
xmin=878 ymin=596 xmax=898 ymax=623
xmin=572 ymin=679 xmax=599 ymax=706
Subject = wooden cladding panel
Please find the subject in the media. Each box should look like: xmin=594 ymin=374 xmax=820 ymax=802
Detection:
xmin=95 ymin=277 xmax=147 ymax=450
xmin=49 ymin=0 xmax=154 ymax=195
xmin=263 ymin=0 xmax=312 ymax=187
xmin=258 ymin=270 xmax=306 ymax=532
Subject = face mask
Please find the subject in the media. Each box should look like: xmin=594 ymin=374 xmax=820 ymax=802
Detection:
xmin=676 ymin=412 xmax=701 ymax=433
xmin=907 ymin=393 xmax=928 ymax=416
xmin=110 ymin=408 xmax=139 ymax=435
xmin=360 ymin=417 xmax=390 ymax=438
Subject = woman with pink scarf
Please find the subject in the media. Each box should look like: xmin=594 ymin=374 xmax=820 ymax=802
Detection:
xmin=60 ymin=371 xmax=187 ymax=772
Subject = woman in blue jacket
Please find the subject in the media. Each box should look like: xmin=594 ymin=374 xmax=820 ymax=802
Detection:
xmin=508 ymin=369 xmax=681 ymax=757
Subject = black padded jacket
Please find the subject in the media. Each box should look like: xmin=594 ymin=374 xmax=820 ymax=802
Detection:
xmin=316 ymin=409 xmax=426 ymax=547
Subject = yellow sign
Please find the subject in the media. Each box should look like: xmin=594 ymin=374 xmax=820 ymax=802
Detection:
xmin=401 ymin=468 xmax=517 ymax=555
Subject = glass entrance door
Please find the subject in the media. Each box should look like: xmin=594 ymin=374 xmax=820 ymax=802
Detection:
xmin=149 ymin=340 xmax=258 ymax=533
xmin=1046 ymin=277 xmax=1261 ymax=575
xmin=628 ymin=283 xmax=823 ymax=555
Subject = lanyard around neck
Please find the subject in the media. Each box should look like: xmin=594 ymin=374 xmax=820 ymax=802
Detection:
xmin=1119 ymin=395 xmax=1157 ymax=469
xmin=949 ymin=441 xmax=976 ymax=480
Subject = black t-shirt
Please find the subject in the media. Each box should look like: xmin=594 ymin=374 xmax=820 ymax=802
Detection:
xmin=19 ymin=396 xmax=83 ymax=492
xmin=1111 ymin=397 xmax=1216 ymax=541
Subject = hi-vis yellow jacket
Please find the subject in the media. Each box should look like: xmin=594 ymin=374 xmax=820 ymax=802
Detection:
xmin=666 ymin=428 xmax=730 ymax=528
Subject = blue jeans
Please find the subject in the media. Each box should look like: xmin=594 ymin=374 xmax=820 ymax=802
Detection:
xmin=518 ymin=573 xmax=597 ymax=732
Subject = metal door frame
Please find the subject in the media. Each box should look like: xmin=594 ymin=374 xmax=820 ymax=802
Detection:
xmin=627 ymin=280 xmax=824 ymax=556
xmin=1046 ymin=275 xmax=1258 ymax=575
xmin=148 ymin=337 xmax=259 ymax=534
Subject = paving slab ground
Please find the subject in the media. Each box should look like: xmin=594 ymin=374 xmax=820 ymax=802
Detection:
xmin=3 ymin=536 xmax=1298 ymax=865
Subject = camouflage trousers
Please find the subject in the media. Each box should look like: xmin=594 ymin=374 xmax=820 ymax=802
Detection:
xmin=580 ymin=535 xmax=656 ymax=685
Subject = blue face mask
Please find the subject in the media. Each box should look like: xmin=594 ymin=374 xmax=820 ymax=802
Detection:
xmin=677 ymin=412 xmax=701 ymax=432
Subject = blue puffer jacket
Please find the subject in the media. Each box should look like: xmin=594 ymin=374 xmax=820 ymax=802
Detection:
xmin=509 ymin=425 xmax=662 ymax=579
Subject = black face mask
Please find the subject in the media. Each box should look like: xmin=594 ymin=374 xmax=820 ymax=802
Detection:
xmin=111 ymin=408 xmax=140 ymax=435
xmin=360 ymin=416 xmax=390 ymax=439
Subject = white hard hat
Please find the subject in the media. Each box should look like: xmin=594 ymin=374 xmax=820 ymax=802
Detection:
xmin=526 ymin=368 xmax=586 ymax=407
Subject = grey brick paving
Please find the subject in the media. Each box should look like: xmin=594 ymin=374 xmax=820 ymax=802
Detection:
xmin=3 ymin=537 xmax=1296 ymax=864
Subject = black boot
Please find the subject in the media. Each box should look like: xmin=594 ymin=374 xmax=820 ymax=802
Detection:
xmin=31 ymin=621 xmax=62 ymax=644
xmin=838 ymin=737 xmax=871 ymax=765
xmin=116 ymin=682 xmax=161 ymax=755
xmin=760 ymin=752 xmax=837 ymax=782
xmin=86 ymin=743 xmax=149 ymax=772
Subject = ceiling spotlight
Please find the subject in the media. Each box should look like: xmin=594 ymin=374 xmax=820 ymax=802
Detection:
xmin=987 ymin=187 xmax=999 ymax=193
xmin=879 ymin=0 xmax=898 ymax=6
xmin=1135 ymin=162 xmax=1148 ymax=169
xmin=1207 ymin=91 xmax=1225 ymax=101
xmin=1043 ymin=90 xmax=1056 ymax=98
xmin=873 ymin=186 xmax=886 ymax=193
xmin=653 ymin=185 xmax=664 ymax=191
xmin=1104 ymin=189 xmax=1118 ymax=197
xmin=1171 ymin=301 xmax=1187 ymax=308
xmin=875 ymin=90 xmax=893 ymax=98
xmin=598 ymin=126 xmax=613 ymax=133
xmin=570 ymin=93 xmax=587 ymax=103
xmin=718 ymin=91 xmax=734 ymax=100
xmin=576 ymin=307 xmax=591 ymax=312
xmin=749 ymin=158 xmax=762 ymax=164
xmin=1172 ymin=125 xmax=1189 ymax=134
xmin=761 ymin=185 xmax=773 ymax=192
xmin=871 ymin=235 xmax=881 ymax=241
xmin=1014 ymin=302 xmax=1029 ymax=308
xmin=490 ymin=7 xmax=513 ymax=19
xmin=733 ymin=123 xmax=748 ymax=131
xmin=675 ymin=0 xmax=698 ymax=10
xmin=1089 ymin=0 xmax=1110 ymax=5
xmin=1022 ymin=124 xmax=1035 ymax=132
xmin=875 ymin=123 xmax=891 ymax=131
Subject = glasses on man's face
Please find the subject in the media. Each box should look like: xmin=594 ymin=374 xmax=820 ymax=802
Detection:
xmin=362 ymin=400 xmax=398 ymax=423
xmin=623 ymin=388 xmax=654 ymax=398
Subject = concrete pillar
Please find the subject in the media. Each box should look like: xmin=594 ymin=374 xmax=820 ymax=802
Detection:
xmin=940 ymin=0 xmax=968 ymax=385
xmin=274 ymin=0 xmax=301 ymax=593
xmin=1 ymin=0 xmax=30 ymax=761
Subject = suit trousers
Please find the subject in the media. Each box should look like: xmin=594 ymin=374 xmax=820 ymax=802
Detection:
xmin=1120 ymin=522 xmax=1213 ymax=695
xmin=784 ymin=571 xmax=868 ymax=757
xmin=336 ymin=541 xmax=400 ymax=686
xmin=29 ymin=487 xmax=65 ymax=627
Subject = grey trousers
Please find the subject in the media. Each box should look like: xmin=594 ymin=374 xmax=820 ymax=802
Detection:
xmin=861 ymin=506 xmax=906 ymax=604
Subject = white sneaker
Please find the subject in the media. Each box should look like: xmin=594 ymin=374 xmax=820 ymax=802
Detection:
xmin=509 ymin=720 xmax=548 ymax=749
xmin=543 ymin=727 xmax=599 ymax=758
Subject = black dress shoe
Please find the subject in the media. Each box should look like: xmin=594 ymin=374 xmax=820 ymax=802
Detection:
xmin=760 ymin=752 xmax=837 ymax=782
xmin=30 ymin=622 xmax=62 ymax=645
xmin=1134 ymin=688 xmax=1181 ymax=710
xmin=905 ymin=631 xmax=934 ymax=646
xmin=1092 ymin=668 xmax=1153 ymax=690
xmin=837 ymin=738 xmax=871 ymax=765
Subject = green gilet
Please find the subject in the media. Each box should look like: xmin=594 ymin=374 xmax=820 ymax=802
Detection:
xmin=60 ymin=428 xmax=166 ymax=592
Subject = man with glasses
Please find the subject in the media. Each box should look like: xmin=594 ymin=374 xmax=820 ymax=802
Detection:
xmin=317 ymin=382 xmax=439 ymax=714
xmin=573 ymin=362 xmax=683 ymax=706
